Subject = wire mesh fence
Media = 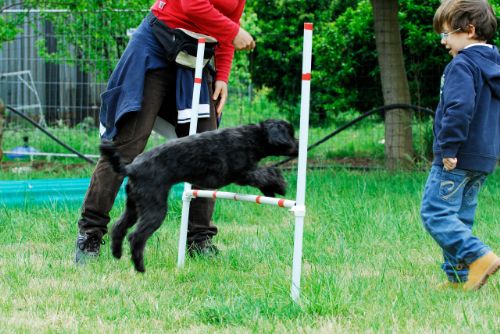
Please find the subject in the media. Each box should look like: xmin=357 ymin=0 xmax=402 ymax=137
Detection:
xmin=0 ymin=7 xmax=151 ymax=159
xmin=0 ymin=8 xmax=147 ymax=127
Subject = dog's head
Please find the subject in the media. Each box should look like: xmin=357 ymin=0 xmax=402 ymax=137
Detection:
xmin=260 ymin=119 xmax=299 ymax=157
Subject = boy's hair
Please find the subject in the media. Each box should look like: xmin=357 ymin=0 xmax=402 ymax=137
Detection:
xmin=433 ymin=0 xmax=497 ymax=41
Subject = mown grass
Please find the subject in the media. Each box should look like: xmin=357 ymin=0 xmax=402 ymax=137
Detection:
xmin=1 ymin=168 xmax=499 ymax=333
xmin=1 ymin=97 xmax=495 ymax=332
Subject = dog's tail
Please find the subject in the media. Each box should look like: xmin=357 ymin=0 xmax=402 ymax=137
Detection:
xmin=99 ymin=142 xmax=128 ymax=175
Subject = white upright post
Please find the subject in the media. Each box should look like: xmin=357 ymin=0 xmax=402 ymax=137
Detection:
xmin=177 ymin=38 xmax=206 ymax=267
xmin=291 ymin=23 xmax=313 ymax=302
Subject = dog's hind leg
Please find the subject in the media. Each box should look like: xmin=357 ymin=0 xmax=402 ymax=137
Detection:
xmin=110 ymin=192 xmax=138 ymax=259
xmin=236 ymin=166 xmax=287 ymax=197
xmin=128 ymin=194 xmax=168 ymax=273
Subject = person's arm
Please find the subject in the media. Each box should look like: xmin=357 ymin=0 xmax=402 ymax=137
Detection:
xmin=438 ymin=61 xmax=476 ymax=168
xmin=212 ymin=25 xmax=255 ymax=115
xmin=182 ymin=1 xmax=252 ymax=114
xmin=180 ymin=0 xmax=242 ymax=45
xmin=180 ymin=1 xmax=254 ymax=113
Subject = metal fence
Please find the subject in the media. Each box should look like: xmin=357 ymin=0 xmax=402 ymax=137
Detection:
xmin=0 ymin=7 xmax=146 ymax=128
xmin=0 ymin=5 xmax=258 ymax=160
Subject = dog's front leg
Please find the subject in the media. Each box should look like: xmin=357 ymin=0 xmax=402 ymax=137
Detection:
xmin=235 ymin=166 xmax=287 ymax=197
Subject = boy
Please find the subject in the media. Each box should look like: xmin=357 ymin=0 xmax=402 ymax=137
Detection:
xmin=421 ymin=0 xmax=500 ymax=291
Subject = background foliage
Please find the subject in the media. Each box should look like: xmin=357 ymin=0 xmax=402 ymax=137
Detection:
xmin=247 ymin=0 xmax=500 ymax=125
xmin=1 ymin=0 xmax=500 ymax=125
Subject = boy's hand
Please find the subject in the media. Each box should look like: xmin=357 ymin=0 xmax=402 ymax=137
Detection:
xmin=443 ymin=157 xmax=457 ymax=171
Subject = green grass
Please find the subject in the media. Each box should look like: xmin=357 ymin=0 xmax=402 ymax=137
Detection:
xmin=1 ymin=168 xmax=499 ymax=332
xmin=1 ymin=98 xmax=496 ymax=331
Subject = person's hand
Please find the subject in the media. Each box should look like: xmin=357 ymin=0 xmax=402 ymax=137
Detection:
xmin=232 ymin=27 xmax=255 ymax=51
xmin=443 ymin=157 xmax=457 ymax=171
xmin=213 ymin=80 xmax=228 ymax=116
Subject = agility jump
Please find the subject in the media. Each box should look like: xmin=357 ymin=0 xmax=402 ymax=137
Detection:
xmin=177 ymin=23 xmax=313 ymax=302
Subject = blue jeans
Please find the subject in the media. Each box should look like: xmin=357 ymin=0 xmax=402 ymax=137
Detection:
xmin=420 ymin=165 xmax=490 ymax=282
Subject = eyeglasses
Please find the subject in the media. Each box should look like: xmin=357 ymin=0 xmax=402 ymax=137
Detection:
xmin=439 ymin=28 xmax=461 ymax=40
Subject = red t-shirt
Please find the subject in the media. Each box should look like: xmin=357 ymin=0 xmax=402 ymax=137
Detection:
xmin=151 ymin=0 xmax=245 ymax=83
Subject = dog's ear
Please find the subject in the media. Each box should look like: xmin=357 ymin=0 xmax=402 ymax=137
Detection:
xmin=262 ymin=120 xmax=294 ymax=146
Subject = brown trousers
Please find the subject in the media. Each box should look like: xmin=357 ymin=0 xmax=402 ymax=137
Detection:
xmin=78 ymin=67 xmax=217 ymax=243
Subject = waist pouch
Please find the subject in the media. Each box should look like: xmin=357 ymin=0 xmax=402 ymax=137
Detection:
xmin=147 ymin=12 xmax=218 ymax=69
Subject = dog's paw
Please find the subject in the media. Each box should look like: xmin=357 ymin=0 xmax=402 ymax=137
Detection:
xmin=260 ymin=167 xmax=287 ymax=196
xmin=260 ymin=187 xmax=276 ymax=197
xmin=111 ymin=241 xmax=123 ymax=259
xmin=132 ymin=256 xmax=145 ymax=273
xmin=274 ymin=177 xmax=287 ymax=196
xmin=260 ymin=180 xmax=287 ymax=197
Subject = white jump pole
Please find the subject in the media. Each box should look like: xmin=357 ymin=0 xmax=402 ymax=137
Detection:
xmin=290 ymin=22 xmax=313 ymax=302
xmin=177 ymin=38 xmax=206 ymax=267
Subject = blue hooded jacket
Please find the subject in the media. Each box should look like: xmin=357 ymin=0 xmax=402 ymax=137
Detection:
xmin=433 ymin=45 xmax=500 ymax=173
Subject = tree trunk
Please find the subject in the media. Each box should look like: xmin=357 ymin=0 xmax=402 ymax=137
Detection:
xmin=371 ymin=0 xmax=413 ymax=170
xmin=0 ymin=99 xmax=5 ymax=162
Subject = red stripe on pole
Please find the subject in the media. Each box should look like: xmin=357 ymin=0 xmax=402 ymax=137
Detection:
xmin=193 ymin=190 xmax=198 ymax=197
xmin=198 ymin=38 xmax=205 ymax=43
xmin=212 ymin=191 xmax=217 ymax=199
xmin=304 ymin=23 xmax=313 ymax=30
xmin=194 ymin=78 xmax=202 ymax=84
xmin=234 ymin=194 xmax=238 ymax=201
xmin=256 ymin=196 xmax=261 ymax=204
xmin=278 ymin=199 xmax=285 ymax=207
xmin=302 ymin=73 xmax=311 ymax=81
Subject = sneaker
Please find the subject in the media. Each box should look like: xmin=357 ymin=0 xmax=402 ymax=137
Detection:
xmin=188 ymin=238 xmax=219 ymax=258
xmin=463 ymin=252 xmax=500 ymax=291
xmin=75 ymin=233 xmax=105 ymax=264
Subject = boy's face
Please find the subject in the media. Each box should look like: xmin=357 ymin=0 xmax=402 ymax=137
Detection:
xmin=440 ymin=24 xmax=484 ymax=57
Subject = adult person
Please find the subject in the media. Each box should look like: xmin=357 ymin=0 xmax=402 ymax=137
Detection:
xmin=75 ymin=0 xmax=255 ymax=263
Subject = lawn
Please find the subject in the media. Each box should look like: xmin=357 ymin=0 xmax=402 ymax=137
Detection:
xmin=1 ymin=167 xmax=499 ymax=333
xmin=1 ymin=95 xmax=497 ymax=332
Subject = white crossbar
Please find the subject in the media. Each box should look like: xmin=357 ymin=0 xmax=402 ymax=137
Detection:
xmin=185 ymin=189 xmax=296 ymax=208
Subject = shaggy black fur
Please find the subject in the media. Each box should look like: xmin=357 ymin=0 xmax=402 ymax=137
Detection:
xmin=100 ymin=119 xmax=299 ymax=272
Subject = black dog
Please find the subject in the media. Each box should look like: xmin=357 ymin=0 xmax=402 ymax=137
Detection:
xmin=100 ymin=119 xmax=298 ymax=272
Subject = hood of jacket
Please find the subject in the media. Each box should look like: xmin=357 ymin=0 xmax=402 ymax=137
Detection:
xmin=459 ymin=45 xmax=500 ymax=99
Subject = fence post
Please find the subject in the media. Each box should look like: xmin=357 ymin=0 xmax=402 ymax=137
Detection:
xmin=0 ymin=99 xmax=4 ymax=162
